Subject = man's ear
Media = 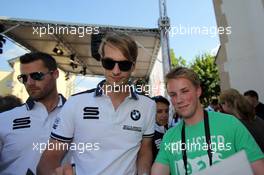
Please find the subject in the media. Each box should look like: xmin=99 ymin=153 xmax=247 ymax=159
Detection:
xmin=53 ymin=69 xmax=59 ymax=79
xmin=131 ymin=63 xmax=136 ymax=72
xmin=196 ymin=86 xmax=202 ymax=98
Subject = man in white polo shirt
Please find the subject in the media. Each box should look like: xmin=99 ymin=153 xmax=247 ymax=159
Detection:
xmin=37 ymin=32 xmax=156 ymax=175
xmin=0 ymin=52 xmax=67 ymax=175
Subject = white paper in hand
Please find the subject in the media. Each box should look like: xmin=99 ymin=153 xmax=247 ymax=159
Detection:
xmin=193 ymin=150 xmax=253 ymax=175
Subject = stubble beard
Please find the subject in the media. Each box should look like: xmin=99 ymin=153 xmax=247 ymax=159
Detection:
xmin=28 ymin=84 xmax=55 ymax=102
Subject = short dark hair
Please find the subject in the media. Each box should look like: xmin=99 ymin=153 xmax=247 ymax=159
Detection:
xmin=244 ymin=90 xmax=259 ymax=100
xmin=211 ymin=99 xmax=218 ymax=105
xmin=0 ymin=95 xmax=22 ymax=113
xmin=152 ymin=96 xmax=170 ymax=106
xmin=20 ymin=52 xmax=57 ymax=71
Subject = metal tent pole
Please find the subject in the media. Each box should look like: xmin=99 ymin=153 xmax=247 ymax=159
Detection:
xmin=158 ymin=0 xmax=171 ymax=75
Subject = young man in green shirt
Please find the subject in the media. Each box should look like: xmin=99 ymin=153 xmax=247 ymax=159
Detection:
xmin=151 ymin=67 xmax=264 ymax=175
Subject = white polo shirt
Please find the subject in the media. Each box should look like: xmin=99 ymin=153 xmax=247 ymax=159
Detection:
xmin=0 ymin=95 xmax=66 ymax=175
xmin=51 ymin=80 xmax=156 ymax=175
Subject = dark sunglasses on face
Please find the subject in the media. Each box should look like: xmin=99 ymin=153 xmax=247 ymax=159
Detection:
xmin=17 ymin=71 xmax=53 ymax=84
xmin=101 ymin=58 xmax=133 ymax=72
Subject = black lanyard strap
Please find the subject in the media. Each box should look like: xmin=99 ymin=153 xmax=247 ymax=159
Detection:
xmin=181 ymin=110 xmax=212 ymax=175
xmin=204 ymin=110 xmax=213 ymax=166
xmin=181 ymin=122 xmax=188 ymax=175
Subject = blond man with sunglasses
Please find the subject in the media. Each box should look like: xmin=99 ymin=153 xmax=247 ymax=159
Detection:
xmin=37 ymin=33 xmax=155 ymax=175
xmin=0 ymin=52 xmax=68 ymax=175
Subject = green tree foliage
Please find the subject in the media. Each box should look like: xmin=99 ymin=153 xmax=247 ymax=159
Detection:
xmin=190 ymin=53 xmax=221 ymax=106
xmin=170 ymin=49 xmax=187 ymax=68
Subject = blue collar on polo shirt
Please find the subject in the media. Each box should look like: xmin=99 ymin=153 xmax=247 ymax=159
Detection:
xmin=25 ymin=94 xmax=67 ymax=111
xmin=95 ymin=79 xmax=138 ymax=100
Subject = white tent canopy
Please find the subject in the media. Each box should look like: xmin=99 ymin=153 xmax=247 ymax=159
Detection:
xmin=0 ymin=17 xmax=161 ymax=79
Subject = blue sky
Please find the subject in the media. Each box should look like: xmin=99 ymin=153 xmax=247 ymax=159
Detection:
xmin=0 ymin=0 xmax=219 ymax=90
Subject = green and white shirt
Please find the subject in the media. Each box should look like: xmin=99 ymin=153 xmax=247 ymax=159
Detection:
xmin=155 ymin=111 xmax=264 ymax=175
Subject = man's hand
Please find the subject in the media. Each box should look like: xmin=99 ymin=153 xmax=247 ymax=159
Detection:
xmin=37 ymin=139 xmax=69 ymax=175
xmin=137 ymin=137 xmax=153 ymax=175
xmin=53 ymin=164 xmax=74 ymax=175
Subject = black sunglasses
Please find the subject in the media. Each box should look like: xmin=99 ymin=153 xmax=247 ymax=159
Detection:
xmin=101 ymin=58 xmax=133 ymax=72
xmin=17 ymin=71 xmax=53 ymax=84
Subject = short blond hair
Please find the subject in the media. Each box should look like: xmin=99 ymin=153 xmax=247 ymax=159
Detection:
xmin=99 ymin=32 xmax=138 ymax=62
xmin=165 ymin=67 xmax=201 ymax=87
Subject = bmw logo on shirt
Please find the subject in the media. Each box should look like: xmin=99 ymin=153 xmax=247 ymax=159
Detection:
xmin=130 ymin=110 xmax=141 ymax=121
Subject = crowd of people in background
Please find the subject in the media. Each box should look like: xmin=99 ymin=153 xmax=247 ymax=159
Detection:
xmin=244 ymin=90 xmax=264 ymax=120
xmin=0 ymin=32 xmax=263 ymax=175
xmin=219 ymin=89 xmax=264 ymax=152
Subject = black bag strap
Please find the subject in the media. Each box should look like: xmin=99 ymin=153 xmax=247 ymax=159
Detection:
xmin=181 ymin=110 xmax=212 ymax=175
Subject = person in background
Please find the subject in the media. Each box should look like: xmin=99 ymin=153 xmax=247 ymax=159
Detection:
xmin=220 ymin=88 xmax=264 ymax=152
xmin=168 ymin=111 xmax=181 ymax=128
xmin=244 ymin=90 xmax=264 ymax=120
xmin=0 ymin=94 xmax=22 ymax=113
xmin=205 ymin=98 xmax=219 ymax=112
xmin=152 ymin=95 xmax=170 ymax=159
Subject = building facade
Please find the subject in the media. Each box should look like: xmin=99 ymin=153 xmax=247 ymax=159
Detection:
xmin=213 ymin=0 xmax=264 ymax=101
